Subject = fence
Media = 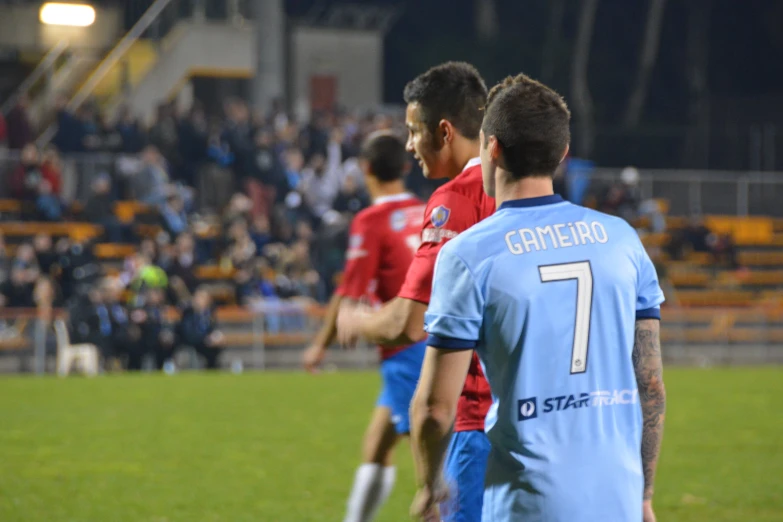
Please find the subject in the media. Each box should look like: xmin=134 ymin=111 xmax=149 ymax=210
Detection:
xmin=0 ymin=304 xmax=781 ymax=374
xmin=584 ymin=168 xmax=783 ymax=217
xmin=0 ymin=302 xmax=378 ymax=374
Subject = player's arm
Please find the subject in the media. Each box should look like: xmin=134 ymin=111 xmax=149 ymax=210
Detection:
xmin=410 ymin=244 xmax=483 ymax=497
xmin=303 ymin=292 xmax=343 ymax=372
xmin=304 ymin=215 xmax=380 ymax=369
xmin=633 ymin=319 xmax=666 ymax=502
xmin=633 ymin=239 xmax=667 ymax=505
xmin=411 ymin=347 xmax=472 ymax=490
xmin=352 ymin=296 xmax=427 ymax=346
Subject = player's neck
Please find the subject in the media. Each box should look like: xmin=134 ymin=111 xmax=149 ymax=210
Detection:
xmin=369 ymin=179 xmax=407 ymax=201
xmin=495 ymin=175 xmax=555 ymax=207
xmin=449 ymin=137 xmax=481 ymax=179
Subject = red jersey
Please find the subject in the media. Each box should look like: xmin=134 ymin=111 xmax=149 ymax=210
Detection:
xmin=336 ymin=193 xmax=426 ymax=360
xmin=398 ymin=158 xmax=495 ymax=432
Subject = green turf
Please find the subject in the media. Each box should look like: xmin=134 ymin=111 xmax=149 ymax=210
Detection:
xmin=0 ymin=368 xmax=781 ymax=521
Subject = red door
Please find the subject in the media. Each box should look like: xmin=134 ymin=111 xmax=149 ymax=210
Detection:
xmin=310 ymin=75 xmax=337 ymax=113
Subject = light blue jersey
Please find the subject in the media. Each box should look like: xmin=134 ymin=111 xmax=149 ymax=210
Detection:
xmin=424 ymin=194 xmax=665 ymax=522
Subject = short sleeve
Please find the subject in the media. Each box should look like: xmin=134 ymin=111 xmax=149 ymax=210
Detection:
xmin=336 ymin=213 xmax=382 ymax=300
xmin=424 ymin=244 xmax=483 ymax=350
xmin=397 ymin=190 xmax=479 ymax=304
xmin=636 ymin=244 xmax=665 ymax=319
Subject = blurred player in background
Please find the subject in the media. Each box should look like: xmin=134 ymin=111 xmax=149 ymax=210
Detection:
xmin=302 ymin=131 xmax=426 ymax=522
xmin=337 ymin=62 xmax=495 ymax=522
xmin=411 ymin=74 xmax=666 ymax=522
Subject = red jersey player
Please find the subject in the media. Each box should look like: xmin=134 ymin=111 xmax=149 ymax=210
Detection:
xmin=302 ymin=132 xmax=427 ymax=522
xmin=336 ymin=62 xmax=494 ymax=522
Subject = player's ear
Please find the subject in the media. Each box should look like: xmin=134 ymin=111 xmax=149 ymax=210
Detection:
xmin=359 ymin=158 xmax=371 ymax=177
xmin=488 ymin=135 xmax=501 ymax=164
xmin=560 ymin=144 xmax=570 ymax=164
xmin=438 ymin=119 xmax=453 ymax=145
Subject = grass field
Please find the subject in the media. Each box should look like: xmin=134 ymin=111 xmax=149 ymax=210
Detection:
xmin=0 ymin=368 xmax=781 ymax=521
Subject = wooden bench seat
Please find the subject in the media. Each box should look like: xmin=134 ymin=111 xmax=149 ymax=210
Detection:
xmin=738 ymin=251 xmax=783 ymax=267
xmin=0 ymin=222 xmax=102 ymax=241
xmin=675 ymin=290 xmax=756 ymax=307
xmin=94 ymin=243 xmax=137 ymax=259
xmin=728 ymin=328 xmax=783 ymax=344
xmin=668 ymin=271 xmax=711 ymax=288
xmin=641 ymin=233 xmax=670 ymax=248
xmin=196 ymin=265 xmax=237 ymax=280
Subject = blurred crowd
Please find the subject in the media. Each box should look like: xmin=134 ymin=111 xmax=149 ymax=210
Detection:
xmin=0 ymin=94 xmax=440 ymax=370
xmin=0 ymin=91 xmax=744 ymax=370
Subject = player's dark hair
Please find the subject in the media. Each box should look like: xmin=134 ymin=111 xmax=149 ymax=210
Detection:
xmin=403 ymin=61 xmax=488 ymax=140
xmin=482 ymin=74 xmax=571 ymax=179
xmin=360 ymin=131 xmax=407 ymax=182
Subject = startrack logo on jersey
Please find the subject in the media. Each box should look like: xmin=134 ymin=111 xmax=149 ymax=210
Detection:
xmin=518 ymin=398 xmax=538 ymax=421
xmin=516 ymin=389 xmax=638 ymax=421
xmin=430 ymin=206 xmax=451 ymax=228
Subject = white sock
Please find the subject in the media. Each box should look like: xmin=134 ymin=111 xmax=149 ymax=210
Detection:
xmin=344 ymin=464 xmax=396 ymax=522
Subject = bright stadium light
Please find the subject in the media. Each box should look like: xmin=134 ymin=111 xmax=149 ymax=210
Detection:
xmin=39 ymin=3 xmax=96 ymax=27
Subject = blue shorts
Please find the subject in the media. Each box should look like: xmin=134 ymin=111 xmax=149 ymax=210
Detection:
xmin=376 ymin=342 xmax=426 ymax=434
xmin=441 ymin=430 xmax=491 ymax=522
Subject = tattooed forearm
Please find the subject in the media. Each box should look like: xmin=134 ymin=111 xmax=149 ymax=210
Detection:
xmin=632 ymin=319 xmax=666 ymax=501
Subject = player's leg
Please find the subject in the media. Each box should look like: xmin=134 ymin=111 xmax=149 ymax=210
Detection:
xmin=344 ymin=345 xmax=425 ymax=522
xmin=344 ymin=405 xmax=400 ymax=522
xmin=441 ymin=430 xmax=492 ymax=522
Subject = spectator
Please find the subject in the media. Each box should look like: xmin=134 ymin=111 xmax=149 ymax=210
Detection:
xmin=299 ymin=152 xmax=341 ymax=220
xmin=0 ymin=267 xmax=36 ymax=308
xmin=249 ymin=214 xmax=273 ymax=253
xmin=148 ymin=102 xmax=179 ymax=167
xmin=177 ymin=288 xmax=224 ymax=369
xmin=35 ymin=180 xmax=63 ymax=221
xmin=168 ymin=232 xmax=199 ymax=299
xmin=246 ymin=128 xmax=283 ymax=218
xmin=332 ymin=175 xmax=370 ymax=216
xmin=6 ymin=94 xmax=33 ymax=149
xmin=0 ymin=110 xmax=7 ymax=148
xmin=40 ymin=147 xmax=63 ymax=196
xmin=33 ymin=234 xmax=57 ymax=275
xmin=129 ymin=287 xmax=175 ymax=370
xmin=83 ymin=175 xmax=125 ymax=243
xmin=116 ymin=106 xmax=147 ymax=154
xmin=132 ymin=146 xmax=170 ymax=205
xmin=103 ymin=277 xmax=138 ymax=369
xmin=198 ymin=131 xmax=235 ymax=212
xmin=160 ymin=194 xmax=188 ymax=238
xmin=0 ymin=233 xmax=9 ymax=283
xmin=10 ymin=143 xmax=43 ymax=201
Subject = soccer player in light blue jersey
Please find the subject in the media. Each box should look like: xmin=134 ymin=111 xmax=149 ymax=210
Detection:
xmin=409 ymin=74 xmax=666 ymax=522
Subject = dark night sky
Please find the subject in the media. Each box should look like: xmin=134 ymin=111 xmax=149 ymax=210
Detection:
xmin=289 ymin=0 xmax=783 ymax=121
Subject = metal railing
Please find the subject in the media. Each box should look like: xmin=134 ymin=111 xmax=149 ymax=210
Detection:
xmin=0 ymin=303 xmax=377 ymax=374
xmin=2 ymin=148 xmax=783 ymax=217
xmin=0 ymin=305 xmax=780 ymax=374
xmin=589 ymin=168 xmax=783 ymax=217
xmin=0 ymin=40 xmax=69 ymax=115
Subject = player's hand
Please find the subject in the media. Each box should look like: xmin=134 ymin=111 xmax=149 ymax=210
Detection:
xmin=643 ymin=499 xmax=656 ymax=522
xmin=302 ymin=344 xmax=326 ymax=374
xmin=410 ymin=480 xmax=448 ymax=521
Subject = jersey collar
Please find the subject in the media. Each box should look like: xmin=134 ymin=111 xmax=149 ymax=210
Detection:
xmin=462 ymin=157 xmax=481 ymax=172
xmin=373 ymin=192 xmax=415 ymax=206
xmin=499 ymin=194 xmax=564 ymax=209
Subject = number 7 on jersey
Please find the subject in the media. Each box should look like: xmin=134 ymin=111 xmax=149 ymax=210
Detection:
xmin=539 ymin=261 xmax=593 ymax=374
